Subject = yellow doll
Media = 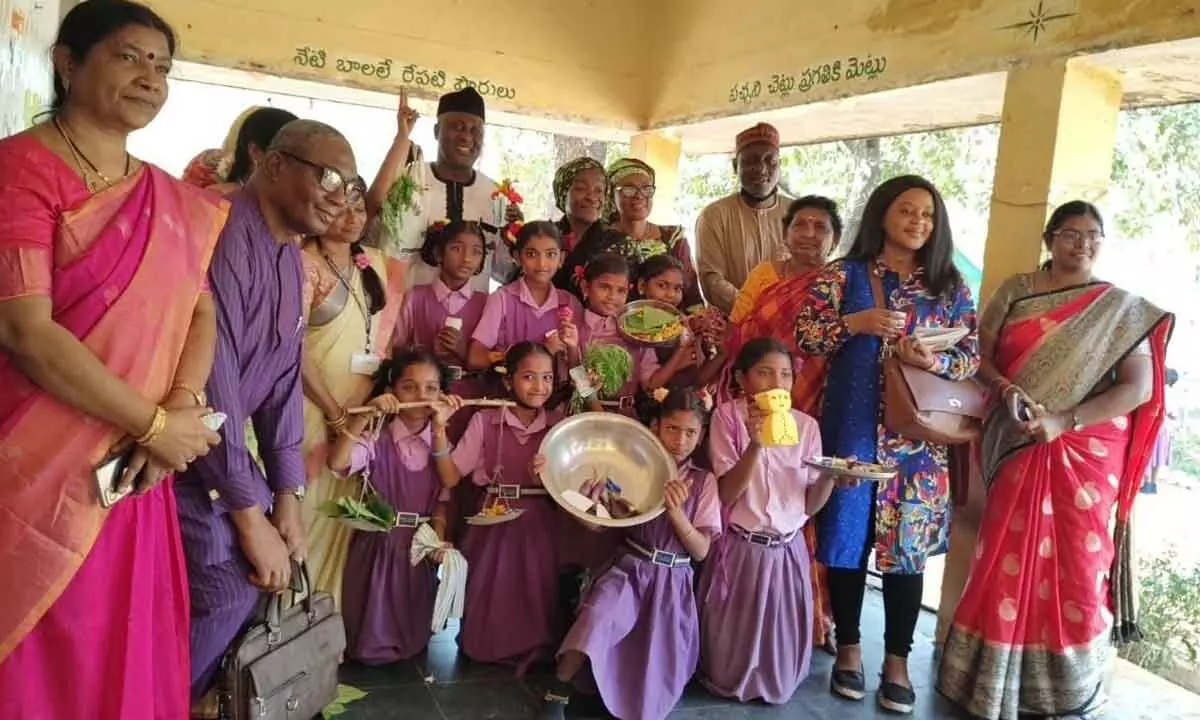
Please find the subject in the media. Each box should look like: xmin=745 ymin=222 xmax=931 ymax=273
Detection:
xmin=754 ymin=388 xmax=798 ymax=447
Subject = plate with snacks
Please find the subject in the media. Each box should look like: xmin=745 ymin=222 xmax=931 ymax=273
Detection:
xmin=804 ymin=456 xmax=897 ymax=481
xmin=617 ymin=300 xmax=686 ymax=347
xmin=464 ymin=500 xmax=526 ymax=526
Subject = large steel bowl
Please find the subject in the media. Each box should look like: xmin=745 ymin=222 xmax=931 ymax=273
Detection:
xmin=538 ymin=412 xmax=675 ymax=528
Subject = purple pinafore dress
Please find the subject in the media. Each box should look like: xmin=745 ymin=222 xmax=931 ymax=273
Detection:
xmin=399 ymin=283 xmax=493 ymax=438
xmin=560 ymin=462 xmax=718 ymax=720
xmin=341 ymin=423 xmax=446 ymax=664
xmin=488 ymin=282 xmax=580 ymax=350
xmin=456 ymin=409 xmax=562 ymax=674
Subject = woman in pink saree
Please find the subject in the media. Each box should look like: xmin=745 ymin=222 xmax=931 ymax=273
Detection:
xmin=938 ymin=202 xmax=1172 ymax=719
xmin=0 ymin=3 xmax=225 ymax=718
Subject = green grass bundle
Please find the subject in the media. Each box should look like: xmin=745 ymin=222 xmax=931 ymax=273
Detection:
xmin=570 ymin=343 xmax=633 ymax=413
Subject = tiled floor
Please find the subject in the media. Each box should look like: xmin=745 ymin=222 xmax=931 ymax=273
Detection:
xmin=338 ymin=589 xmax=948 ymax=719
xmin=335 ymin=588 xmax=1200 ymax=719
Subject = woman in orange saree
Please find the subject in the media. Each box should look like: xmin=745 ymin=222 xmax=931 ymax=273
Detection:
xmin=0 ymin=3 xmax=226 ymax=718
xmin=718 ymin=196 xmax=843 ymax=652
xmin=938 ymin=202 xmax=1172 ymax=720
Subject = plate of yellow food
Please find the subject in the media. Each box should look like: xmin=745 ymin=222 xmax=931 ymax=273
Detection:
xmin=617 ymin=300 xmax=686 ymax=347
xmin=804 ymin=456 xmax=897 ymax=481
xmin=464 ymin=499 xmax=526 ymax=526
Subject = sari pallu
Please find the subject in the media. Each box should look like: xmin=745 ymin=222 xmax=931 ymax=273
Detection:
xmin=939 ymin=279 xmax=1172 ymax=720
xmin=0 ymin=148 xmax=226 ymax=718
xmin=717 ymin=268 xmax=832 ymax=649
xmin=718 ymin=268 xmax=828 ymax=411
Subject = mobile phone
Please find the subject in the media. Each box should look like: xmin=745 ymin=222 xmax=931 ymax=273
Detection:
xmin=94 ymin=452 xmax=134 ymax=508
xmin=1008 ymin=392 xmax=1034 ymax=423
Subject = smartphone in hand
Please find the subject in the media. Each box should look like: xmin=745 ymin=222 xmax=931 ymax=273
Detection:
xmin=1008 ymin=392 xmax=1034 ymax=423
xmin=94 ymin=453 xmax=133 ymax=508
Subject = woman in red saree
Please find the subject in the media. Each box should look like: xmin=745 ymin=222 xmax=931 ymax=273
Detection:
xmin=938 ymin=202 xmax=1172 ymax=720
xmin=719 ymin=196 xmax=842 ymax=652
xmin=0 ymin=3 xmax=225 ymax=718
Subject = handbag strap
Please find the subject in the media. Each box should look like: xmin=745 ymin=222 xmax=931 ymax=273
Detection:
xmin=265 ymin=559 xmax=316 ymax=632
xmin=867 ymin=266 xmax=887 ymax=310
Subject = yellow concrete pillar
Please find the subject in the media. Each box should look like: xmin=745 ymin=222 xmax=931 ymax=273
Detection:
xmin=630 ymin=130 xmax=682 ymax=226
xmin=937 ymin=57 xmax=1123 ymax=646
xmin=978 ymin=58 xmax=1123 ymax=302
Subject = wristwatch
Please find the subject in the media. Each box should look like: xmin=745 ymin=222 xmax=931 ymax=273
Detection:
xmin=276 ymin=487 xmax=306 ymax=502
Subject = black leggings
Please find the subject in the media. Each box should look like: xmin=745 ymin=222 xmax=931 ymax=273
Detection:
xmin=827 ymin=566 xmax=923 ymax=658
xmin=824 ymin=489 xmax=925 ymax=658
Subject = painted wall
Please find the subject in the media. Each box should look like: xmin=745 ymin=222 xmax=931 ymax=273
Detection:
xmin=143 ymin=0 xmax=656 ymax=129
xmin=648 ymin=0 xmax=1200 ymax=126
xmin=144 ymin=0 xmax=1199 ymax=130
xmin=0 ymin=0 xmax=57 ymax=138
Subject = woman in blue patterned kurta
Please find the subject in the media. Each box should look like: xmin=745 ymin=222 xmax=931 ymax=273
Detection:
xmin=794 ymin=175 xmax=979 ymax=716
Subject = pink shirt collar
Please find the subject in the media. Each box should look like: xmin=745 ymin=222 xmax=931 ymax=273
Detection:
xmin=583 ymin=309 xmax=618 ymax=335
xmin=516 ymin=278 xmax=559 ymax=312
xmin=490 ymin=406 xmax=550 ymax=436
xmin=433 ymin=278 xmax=475 ymax=304
xmin=390 ymin=419 xmax=433 ymax=446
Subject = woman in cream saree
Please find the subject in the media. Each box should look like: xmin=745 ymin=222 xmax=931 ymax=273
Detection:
xmin=938 ymin=202 xmax=1172 ymax=719
xmin=301 ymin=195 xmax=394 ymax=605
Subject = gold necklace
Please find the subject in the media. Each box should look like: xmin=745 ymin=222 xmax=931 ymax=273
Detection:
xmin=53 ymin=117 xmax=131 ymax=191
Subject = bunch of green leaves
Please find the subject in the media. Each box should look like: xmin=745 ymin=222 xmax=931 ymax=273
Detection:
xmin=569 ymin=344 xmax=633 ymax=413
xmin=585 ymin=344 xmax=632 ymax=396
xmin=379 ymin=174 xmax=419 ymax=241
xmin=317 ymin=494 xmax=397 ymax=532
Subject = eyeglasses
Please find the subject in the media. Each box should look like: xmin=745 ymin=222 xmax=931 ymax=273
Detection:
xmin=1053 ymin=228 xmax=1104 ymax=245
xmin=616 ymin=184 xmax=656 ymax=199
xmin=279 ymin=151 xmax=363 ymax=203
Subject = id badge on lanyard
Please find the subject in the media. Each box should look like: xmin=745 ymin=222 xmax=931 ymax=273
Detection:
xmin=351 ymin=310 xmax=381 ymax=376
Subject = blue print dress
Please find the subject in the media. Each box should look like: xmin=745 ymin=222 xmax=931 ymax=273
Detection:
xmin=794 ymin=258 xmax=979 ymax=574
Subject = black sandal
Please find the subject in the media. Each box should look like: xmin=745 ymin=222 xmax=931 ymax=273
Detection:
xmin=877 ymin=678 xmax=916 ymax=715
xmin=830 ymin=664 xmax=866 ymax=701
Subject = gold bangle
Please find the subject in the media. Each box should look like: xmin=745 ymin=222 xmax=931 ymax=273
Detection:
xmin=171 ymin=383 xmax=206 ymax=407
xmin=135 ymin=406 xmax=168 ymax=445
xmin=326 ymin=408 xmax=349 ymax=430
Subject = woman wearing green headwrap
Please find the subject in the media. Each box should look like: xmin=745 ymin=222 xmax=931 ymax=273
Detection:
xmin=605 ymin=157 xmax=703 ymax=307
xmin=551 ymin=157 xmax=614 ymax=296
xmin=547 ymin=157 xmax=614 ymax=292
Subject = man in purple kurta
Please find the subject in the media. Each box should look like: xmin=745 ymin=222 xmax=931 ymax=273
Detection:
xmin=175 ymin=119 xmax=362 ymax=703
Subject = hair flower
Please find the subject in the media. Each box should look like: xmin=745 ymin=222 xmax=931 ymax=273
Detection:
xmin=572 ymin=265 xmax=586 ymax=283
xmin=353 ymin=253 xmax=371 ymax=270
xmin=502 ymin=220 xmax=523 ymax=248
xmin=652 ymin=387 xmax=670 ymax=403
